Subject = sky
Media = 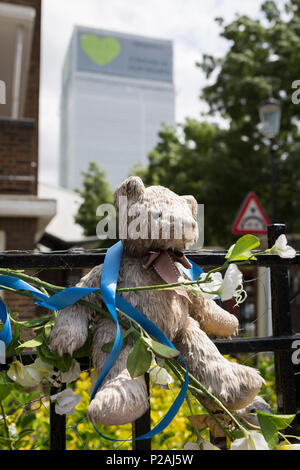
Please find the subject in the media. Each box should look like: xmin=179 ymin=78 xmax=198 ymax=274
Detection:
xmin=39 ymin=0 xmax=264 ymax=186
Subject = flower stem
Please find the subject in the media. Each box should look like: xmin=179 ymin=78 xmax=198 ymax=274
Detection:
xmin=0 ymin=267 xmax=223 ymax=296
xmin=166 ymin=360 xmax=234 ymax=440
xmin=168 ymin=358 xmax=247 ymax=434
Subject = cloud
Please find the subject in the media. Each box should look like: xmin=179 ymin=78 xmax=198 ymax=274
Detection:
xmin=39 ymin=0 xmax=263 ymax=186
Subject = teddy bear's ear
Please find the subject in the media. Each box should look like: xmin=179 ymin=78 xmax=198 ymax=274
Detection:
xmin=114 ymin=176 xmax=145 ymax=209
xmin=181 ymin=195 xmax=198 ymax=219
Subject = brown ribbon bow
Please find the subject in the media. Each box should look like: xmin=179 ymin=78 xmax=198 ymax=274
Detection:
xmin=142 ymin=249 xmax=192 ymax=302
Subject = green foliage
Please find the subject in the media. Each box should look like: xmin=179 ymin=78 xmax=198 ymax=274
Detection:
xmin=127 ymin=338 xmax=152 ymax=378
xmin=5 ymin=322 xmax=20 ymax=358
xmin=0 ymin=353 xmax=282 ymax=450
xmin=11 ymin=316 xmax=52 ymax=329
xmin=0 ymin=378 xmax=50 ymax=450
xmin=257 ymin=411 xmax=296 ymax=449
xmin=134 ymin=0 xmax=300 ymax=246
xmin=0 ymin=371 xmax=197 ymax=450
xmin=16 ymin=335 xmax=44 ymax=351
xmin=226 ymin=234 xmax=260 ymax=261
xmin=143 ymin=337 xmax=180 ymax=359
xmin=75 ymin=162 xmax=114 ymax=239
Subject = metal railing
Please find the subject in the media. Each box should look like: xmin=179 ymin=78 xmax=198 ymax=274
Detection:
xmin=0 ymin=224 xmax=299 ymax=450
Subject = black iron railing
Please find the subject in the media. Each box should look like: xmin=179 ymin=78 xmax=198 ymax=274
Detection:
xmin=0 ymin=224 xmax=299 ymax=450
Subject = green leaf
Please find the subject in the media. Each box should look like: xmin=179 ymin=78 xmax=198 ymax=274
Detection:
xmin=73 ymin=333 xmax=92 ymax=358
xmin=225 ymin=235 xmax=260 ymax=261
xmin=6 ymin=322 xmax=21 ymax=357
xmin=55 ymin=353 xmax=73 ymax=373
xmin=127 ymin=338 xmax=152 ymax=378
xmin=230 ymin=429 xmax=245 ymax=440
xmin=0 ymin=384 xmax=9 ymax=401
xmin=37 ymin=342 xmax=56 ymax=366
xmin=15 ymin=335 xmax=43 ymax=351
xmin=257 ymin=410 xmax=296 ymax=430
xmin=10 ymin=316 xmax=52 ymax=329
xmin=19 ymin=413 xmax=35 ymax=428
xmin=142 ymin=337 xmax=180 ymax=359
xmin=257 ymin=411 xmax=296 ymax=450
xmin=257 ymin=413 xmax=278 ymax=450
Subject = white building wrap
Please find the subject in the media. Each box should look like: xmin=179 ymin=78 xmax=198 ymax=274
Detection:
xmin=60 ymin=26 xmax=175 ymax=190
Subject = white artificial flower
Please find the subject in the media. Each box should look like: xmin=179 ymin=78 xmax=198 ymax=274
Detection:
xmin=7 ymin=359 xmax=53 ymax=388
xmin=50 ymin=388 xmax=81 ymax=416
xmin=270 ymin=235 xmax=296 ymax=259
xmin=220 ymin=264 xmax=243 ymax=301
xmin=33 ymin=357 xmax=54 ymax=374
xmin=148 ymin=364 xmax=174 ymax=387
xmin=198 ymin=265 xmax=243 ymax=302
xmin=60 ymin=360 xmax=81 ymax=384
xmin=198 ymin=272 xmax=223 ymax=299
xmin=232 ymin=432 xmax=269 ymax=450
xmin=7 ymin=361 xmax=37 ymax=387
xmin=8 ymin=424 xmax=18 ymax=437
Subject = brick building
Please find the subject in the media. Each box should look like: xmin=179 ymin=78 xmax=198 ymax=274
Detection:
xmin=0 ymin=0 xmax=56 ymax=320
xmin=0 ymin=0 xmax=56 ymax=251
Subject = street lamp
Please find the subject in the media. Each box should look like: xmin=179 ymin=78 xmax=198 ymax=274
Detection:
xmin=258 ymin=96 xmax=281 ymax=223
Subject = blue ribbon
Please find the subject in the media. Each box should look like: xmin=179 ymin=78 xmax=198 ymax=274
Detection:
xmin=0 ymin=243 xmax=203 ymax=441
xmin=90 ymin=242 xmax=202 ymax=441
xmin=0 ymin=299 xmax=12 ymax=346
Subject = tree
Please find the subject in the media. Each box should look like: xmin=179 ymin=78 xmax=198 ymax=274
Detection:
xmin=134 ymin=0 xmax=300 ymax=247
xmin=75 ymin=162 xmax=114 ymax=238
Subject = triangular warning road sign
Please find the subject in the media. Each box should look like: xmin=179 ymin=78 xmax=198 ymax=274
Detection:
xmin=232 ymin=192 xmax=270 ymax=235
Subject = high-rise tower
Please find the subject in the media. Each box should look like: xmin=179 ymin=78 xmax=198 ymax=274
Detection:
xmin=60 ymin=26 xmax=174 ymax=190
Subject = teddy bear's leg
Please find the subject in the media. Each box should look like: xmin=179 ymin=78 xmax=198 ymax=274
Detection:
xmin=174 ymin=317 xmax=264 ymax=411
xmin=87 ymin=318 xmax=149 ymax=426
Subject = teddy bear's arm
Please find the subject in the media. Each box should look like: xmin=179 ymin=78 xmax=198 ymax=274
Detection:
xmin=188 ymin=292 xmax=239 ymax=338
xmin=50 ymin=265 xmax=104 ymax=356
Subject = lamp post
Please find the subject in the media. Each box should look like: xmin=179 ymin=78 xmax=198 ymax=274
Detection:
xmin=258 ymin=97 xmax=281 ymax=223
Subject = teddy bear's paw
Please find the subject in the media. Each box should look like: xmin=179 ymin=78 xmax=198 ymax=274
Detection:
xmin=220 ymin=364 xmax=265 ymax=411
xmin=87 ymin=372 xmax=149 ymax=426
xmin=49 ymin=325 xmax=88 ymax=356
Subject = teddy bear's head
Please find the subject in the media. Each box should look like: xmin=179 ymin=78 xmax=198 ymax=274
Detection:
xmin=114 ymin=177 xmax=198 ymax=256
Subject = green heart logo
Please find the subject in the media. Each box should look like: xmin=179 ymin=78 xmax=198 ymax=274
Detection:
xmin=81 ymin=34 xmax=121 ymax=66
